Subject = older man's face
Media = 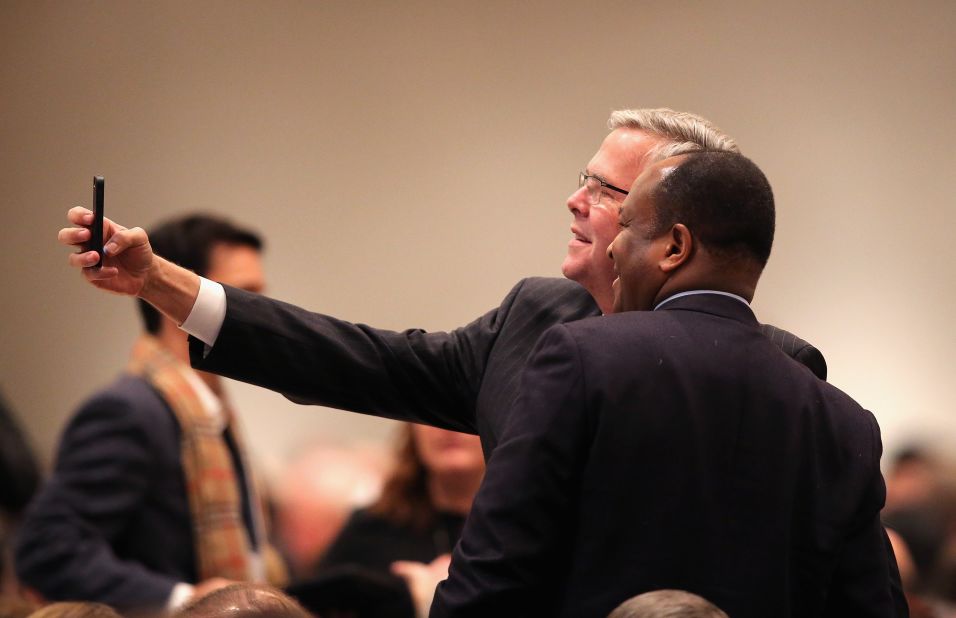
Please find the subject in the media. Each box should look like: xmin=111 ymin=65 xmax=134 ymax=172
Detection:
xmin=562 ymin=128 xmax=661 ymax=312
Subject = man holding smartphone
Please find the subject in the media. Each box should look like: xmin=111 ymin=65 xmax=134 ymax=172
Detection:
xmin=56 ymin=109 xmax=825 ymax=458
xmin=55 ymin=109 xmax=828 ymax=613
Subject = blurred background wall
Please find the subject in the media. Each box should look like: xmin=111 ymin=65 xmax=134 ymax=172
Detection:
xmin=1 ymin=0 xmax=953 ymax=481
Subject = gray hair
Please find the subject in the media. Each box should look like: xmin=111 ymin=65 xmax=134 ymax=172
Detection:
xmin=608 ymin=108 xmax=740 ymax=163
xmin=607 ymin=589 xmax=729 ymax=618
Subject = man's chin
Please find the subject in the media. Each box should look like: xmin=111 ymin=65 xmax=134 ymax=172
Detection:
xmin=560 ymin=258 xmax=579 ymax=281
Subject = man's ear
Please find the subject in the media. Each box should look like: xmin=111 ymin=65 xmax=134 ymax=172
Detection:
xmin=659 ymin=223 xmax=693 ymax=273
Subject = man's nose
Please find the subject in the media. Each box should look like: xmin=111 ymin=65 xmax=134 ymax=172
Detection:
xmin=567 ymin=186 xmax=590 ymax=216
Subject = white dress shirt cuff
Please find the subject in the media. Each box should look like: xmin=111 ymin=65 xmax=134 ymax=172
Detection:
xmin=179 ymin=277 xmax=227 ymax=348
xmin=167 ymin=582 xmax=195 ymax=611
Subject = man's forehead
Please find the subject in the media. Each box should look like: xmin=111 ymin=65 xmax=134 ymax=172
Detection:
xmin=588 ymin=128 xmax=661 ymax=183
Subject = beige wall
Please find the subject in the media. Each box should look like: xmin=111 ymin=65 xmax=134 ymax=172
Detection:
xmin=2 ymin=1 xmax=954 ymax=478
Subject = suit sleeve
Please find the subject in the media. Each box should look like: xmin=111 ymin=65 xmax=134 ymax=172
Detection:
xmin=15 ymin=395 xmax=178 ymax=608
xmin=189 ymin=281 xmax=530 ymax=434
xmin=824 ymin=414 xmax=908 ymax=617
xmin=430 ymin=324 xmax=590 ymax=617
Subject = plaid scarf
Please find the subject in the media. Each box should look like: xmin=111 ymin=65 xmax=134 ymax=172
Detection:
xmin=127 ymin=335 xmax=287 ymax=585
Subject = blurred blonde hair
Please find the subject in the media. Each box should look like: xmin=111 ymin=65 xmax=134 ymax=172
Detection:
xmin=26 ymin=603 xmax=120 ymax=618
xmin=175 ymin=583 xmax=310 ymax=618
xmin=607 ymin=589 xmax=729 ymax=618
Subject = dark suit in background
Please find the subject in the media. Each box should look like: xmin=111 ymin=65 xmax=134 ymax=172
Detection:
xmin=14 ymin=375 xmax=256 ymax=610
xmin=0 ymin=389 xmax=40 ymax=517
xmin=190 ymin=277 xmax=825 ymax=461
xmin=432 ymin=294 xmax=904 ymax=617
xmin=0 ymin=388 xmax=40 ymax=591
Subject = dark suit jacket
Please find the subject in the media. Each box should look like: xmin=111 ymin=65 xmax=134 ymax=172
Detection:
xmin=0 ymin=389 xmax=39 ymax=514
xmin=431 ymin=294 xmax=904 ymax=618
xmin=190 ymin=277 xmax=825 ymax=460
xmin=15 ymin=374 xmax=256 ymax=611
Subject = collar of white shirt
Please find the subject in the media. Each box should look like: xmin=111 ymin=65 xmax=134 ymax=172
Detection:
xmin=653 ymin=289 xmax=750 ymax=312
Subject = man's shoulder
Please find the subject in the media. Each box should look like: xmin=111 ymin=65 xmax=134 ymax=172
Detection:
xmin=67 ymin=374 xmax=175 ymax=436
xmin=511 ymin=276 xmax=589 ymax=298
xmin=553 ymin=310 xmax=666 ymax=343
xmin=77 ymin=374 xmax=164 ymax=412
xmin=504 ymin=277 xmax=599 ymax=319
xmin=554 ymin=311 xmax=876 ymax=443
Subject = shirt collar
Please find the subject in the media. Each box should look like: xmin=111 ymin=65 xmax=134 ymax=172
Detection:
xmin=180 ymin=367 xmax=226 ymax=432
xmin=653 ymin=290 xmax=750 ymax=312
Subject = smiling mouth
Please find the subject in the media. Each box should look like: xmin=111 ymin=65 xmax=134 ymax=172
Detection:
xmin=571 ymin=228 xmax=590 ymax=243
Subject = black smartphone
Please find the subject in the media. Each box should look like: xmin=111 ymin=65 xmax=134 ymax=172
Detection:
xmin=91 ymin=176 xmax=105 ymax=268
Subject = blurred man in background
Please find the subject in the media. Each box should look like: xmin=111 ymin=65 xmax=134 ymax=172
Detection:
xmin=18 ymin=215 xmax=286 ymax=613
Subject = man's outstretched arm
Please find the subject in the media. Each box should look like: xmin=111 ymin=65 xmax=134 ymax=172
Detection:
xmin=59 ymin=207 xmax=506 ymax=434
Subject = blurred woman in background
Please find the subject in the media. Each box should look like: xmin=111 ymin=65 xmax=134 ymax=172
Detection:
xmin=318 ymin=423 xmax=484 ymax=574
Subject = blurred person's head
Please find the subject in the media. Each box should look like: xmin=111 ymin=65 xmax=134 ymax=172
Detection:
xmin=274 ymin=444 xmax=386 ymax=578
xmin=175 ymin=583 xmax=310 ymax=618
xmin=563 ymin=109 xmax=739 ymax=313
xmin=26 ymin=602 xmax=120 ymax=618
xmin=135 ymin=214 xmax=265 ymax=391
xmin=369 ymin=424 xmax=484 ymax=530
xmin=607 ymin=151 xmax=774 ymax=314
xmin=138 ymin=214 xmax=265 ymax=336
xmin=607 ymin=589 xmax=729 ymax=618
xmin=411 ymin=424 xmax=484 ymax=484
xmin=885 ymin=446 xmax=941 ymax=513
xmin=882 ymin=445 xmax=952 ymax=591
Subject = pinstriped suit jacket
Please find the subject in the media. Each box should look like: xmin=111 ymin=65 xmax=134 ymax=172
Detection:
xmin=190 ymin=277 xmax=825 ymax=460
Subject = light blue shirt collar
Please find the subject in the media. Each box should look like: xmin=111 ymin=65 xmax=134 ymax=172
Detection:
xmin=653 ymin=290 xmax=750 ymax=312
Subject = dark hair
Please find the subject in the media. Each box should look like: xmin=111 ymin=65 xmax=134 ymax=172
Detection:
xmin=650 ymin=151 xmax=775 ymax=266
xmin=137 ymin=214 xmax=263 ymax=334
xmin=367 ymin=425 xmax=435 ymax=531
xmin=175 ymin=583 xmax=311 ymax=618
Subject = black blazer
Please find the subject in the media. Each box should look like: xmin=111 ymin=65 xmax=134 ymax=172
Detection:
xmin=432 ymin=294 xmax=905 ymax=618
xmin=0 ymin=388 xmax=39 ymax=514
xmin=190 ymin=278 xmax=825 ymax=460
xmin=15 ymin=375 xmax=258 ymax=611
xmin=15 ymin=375 xmax=195 ymax=609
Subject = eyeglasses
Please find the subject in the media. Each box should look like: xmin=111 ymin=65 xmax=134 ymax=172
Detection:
xmin=579 ymin=171 xmax=629 ymax=205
